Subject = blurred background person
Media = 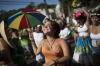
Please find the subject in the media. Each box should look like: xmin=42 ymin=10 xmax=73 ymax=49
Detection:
xmin=19 ymin=29 xmax=32 ymax=59
xmin=32 ymin=25 xmax=44 ymax=66
xmin=90 ymin=10 xmax=100 ymax=66
xmin=10 ymin=29 xmax=27 ymax=66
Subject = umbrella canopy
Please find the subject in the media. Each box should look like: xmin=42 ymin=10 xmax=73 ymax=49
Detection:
xmin=8 ymin=10 xmax=45 ymax=30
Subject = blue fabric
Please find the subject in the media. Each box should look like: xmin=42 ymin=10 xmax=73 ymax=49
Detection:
xmin=8 ymin=11 xmax=45 ymax=26
xmin=8 ymin=11 xmax=22 ymax=25
xmin=75 ymin=36 xmax=92 ymax=54
xmin=28 ymin=13 xmax=45 ymax=22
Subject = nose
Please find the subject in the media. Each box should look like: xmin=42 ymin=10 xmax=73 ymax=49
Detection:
xmin=43 ymin=26 xmax=48 ymax=28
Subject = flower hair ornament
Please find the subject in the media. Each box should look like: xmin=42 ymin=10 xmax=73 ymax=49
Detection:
xmin=74 ymin=12 xmax=82 ymax=19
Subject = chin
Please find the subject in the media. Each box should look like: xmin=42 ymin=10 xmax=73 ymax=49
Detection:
xmin=43 ymin=31 xmax=47 ymax=34
xmin=44 ymin=31 xmax=51 ymax=35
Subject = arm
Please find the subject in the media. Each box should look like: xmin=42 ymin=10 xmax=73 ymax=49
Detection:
xmin=31 ymin=40 xmax=43 ymax=55
xmin=57 ymin=38 xmax=71 ymax=63
xmin=82 ymin=7 xmax=90 ymax=26
xmin=82 ymin=7 xmax=91 ymax=39
xmin=29 ymin=32 xmax=43 ymax=55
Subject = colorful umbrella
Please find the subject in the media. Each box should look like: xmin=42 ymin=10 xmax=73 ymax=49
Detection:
xmin=8 ymin=10 xmax=45 ymax=30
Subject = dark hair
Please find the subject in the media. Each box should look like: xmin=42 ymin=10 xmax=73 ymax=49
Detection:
xmin=12 ymin=29 xmax=17 ymax=32
xmin=45 ymin=18 xmax=50 ymax=21
xmin=50 ymin=21 xmax=60 ymax=38
xmin=74 ymin=12 xmax=86 ymax=25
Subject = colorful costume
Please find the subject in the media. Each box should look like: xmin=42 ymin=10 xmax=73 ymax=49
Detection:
xmin=73 ymin=24 xmax=93 ymax=65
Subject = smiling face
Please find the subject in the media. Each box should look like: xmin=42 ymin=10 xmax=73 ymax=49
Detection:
xmin=42 ymin=21 xmax=60 ymax=38
xmin=42 ymin=21 xmax=53 ymax=35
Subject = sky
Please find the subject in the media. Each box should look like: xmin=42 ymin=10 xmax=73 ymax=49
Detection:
xmin=0 ymin=0 xmax=59 ymax=11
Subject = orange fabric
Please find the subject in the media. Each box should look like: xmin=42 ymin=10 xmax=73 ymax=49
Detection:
xmin=42 ymin=44 xmax=66 ymax=66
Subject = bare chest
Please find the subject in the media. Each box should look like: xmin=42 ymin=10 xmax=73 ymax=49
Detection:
xmin=91 ymin=26 xmax=100 ymax=34
xmin=43 ymin=40 xmax=61 ymax=51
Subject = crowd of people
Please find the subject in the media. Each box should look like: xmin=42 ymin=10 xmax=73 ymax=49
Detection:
xmin=0 ymin=4 xmax=100 ymax=66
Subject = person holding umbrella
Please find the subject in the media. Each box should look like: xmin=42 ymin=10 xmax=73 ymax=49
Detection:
xmin=29 ymin=20 xmax=71 ymax=66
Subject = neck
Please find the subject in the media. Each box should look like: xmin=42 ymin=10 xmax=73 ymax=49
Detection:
xmin=46 ymin=36 xmax=55 ymax=41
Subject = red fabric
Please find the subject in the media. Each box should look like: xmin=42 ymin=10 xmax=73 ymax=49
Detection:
xmin=22 ymin=10 xmax=39 ymax=13
xmin=19 ymin=14 xmax=30 ymax=30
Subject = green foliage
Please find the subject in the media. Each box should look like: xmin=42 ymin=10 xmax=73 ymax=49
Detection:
xmin=49 ymin=4 xmax=56 ymax=8
xmin=25 ymin=2 xmax=35 ymax=9
xmin=37 ymin=3 xmax=45 ymax=9
xmin=37 ymin=3 xmax=56 ymax=9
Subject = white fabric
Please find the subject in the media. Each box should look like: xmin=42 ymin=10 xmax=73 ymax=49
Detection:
xmin=73 ymin=52 xmax=93 ymax=64
xmin=73 ymin=52 xmax=82 ymax=63
xmin=55 ymin=4 xmax=63 ymax=17
xmin=59 ymin=27 xmax=70 ymax=40
xmin=90 ymin=33 xmax=100 ymax=47
xmin=66 ymin=16 xmax=69 ymax=23
xmin=90 ymin=33 xmax=100 ymax=40
xmin=72 ymin=18 xmax=77 ymax=26
xmin=33 ymin=32 xmax=44 ymax=61
xmin=77 ymin=24 xmax=88 ymax=37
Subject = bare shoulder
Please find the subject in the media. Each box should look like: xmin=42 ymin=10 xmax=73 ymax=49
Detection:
xmin=57 ymin=38 xmax=68 ymax=49
xmin=56 ymin=38 xmax=66 ymax=44
xmin=57 ymin=38 xmax=66 ymax=41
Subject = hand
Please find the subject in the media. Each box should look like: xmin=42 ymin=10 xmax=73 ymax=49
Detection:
xmin=43 ymin=61 xmax=55 ymax=66
xmin=29 ymin=32 xmax=34 ymax=41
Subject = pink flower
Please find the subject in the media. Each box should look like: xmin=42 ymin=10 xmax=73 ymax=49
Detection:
xmin=75 ymin=12 xmax=82 ymax=19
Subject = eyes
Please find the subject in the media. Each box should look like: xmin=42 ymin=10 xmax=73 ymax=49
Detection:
xmin=91 ymin=16 xmax=99 ymax=21
xmin=42 ymin=22 xmax=52 ymax=29
xmin=43 ymin=25 xmax=52 ymax=29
